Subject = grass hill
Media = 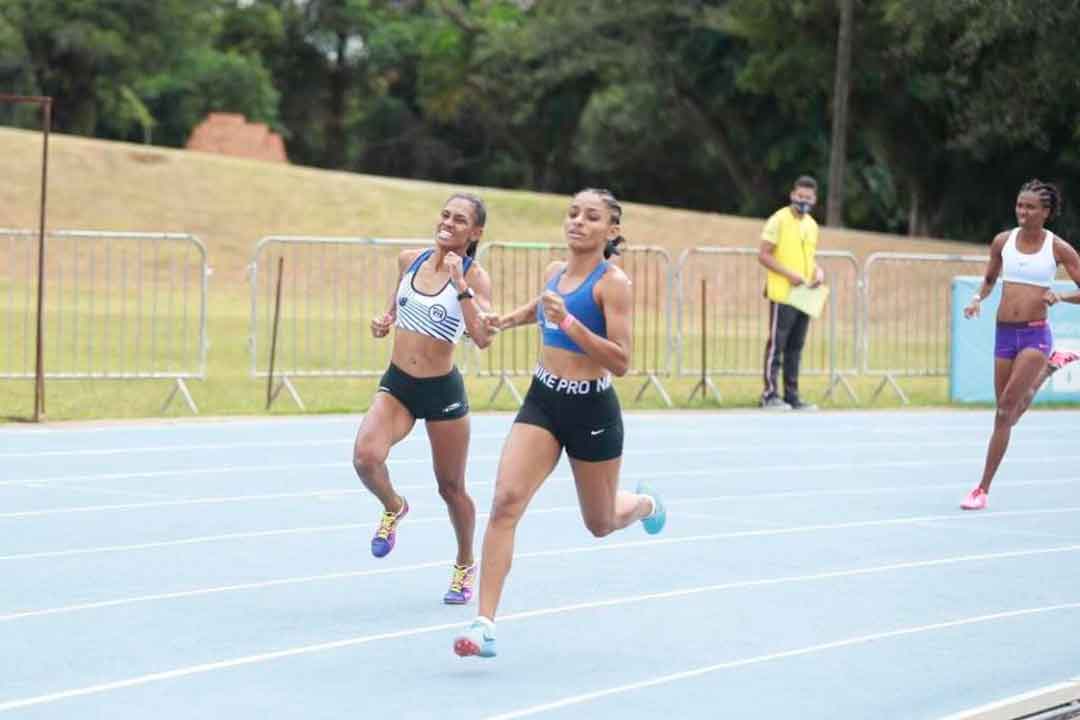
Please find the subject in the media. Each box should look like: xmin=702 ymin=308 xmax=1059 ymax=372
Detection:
xmin=0 ymin=127 xmax=983 ymax=421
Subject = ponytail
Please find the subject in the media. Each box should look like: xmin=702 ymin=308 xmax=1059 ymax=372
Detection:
xmin=466 ymin=239 xmax=479 ymax=258
xmin=604 ymin=235 xmax=625 ymax=259
xmin=578 ymin=188 xmax=624 ymax=259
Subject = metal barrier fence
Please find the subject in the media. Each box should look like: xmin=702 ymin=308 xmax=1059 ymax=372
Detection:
xmin=861 ymin=252 xmax=988 ymax=404
xmin=245 ymin=240 xmax=1056 ymax=409
xmin=248 ymin=236 xmax=482 ymax=409
xmin=473 ymin=242 xmax=674 ymax=406
xmin=673 ymin=247 xmax=860 ymax=403
xmin=0 ymin=229 xmax=208 ymax=413
xmin=8 ymin=229 xmax=1056 ymax=415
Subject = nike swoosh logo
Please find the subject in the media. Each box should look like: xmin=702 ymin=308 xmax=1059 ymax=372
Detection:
xmin=590 ymin=429 xmax=605 ymax=436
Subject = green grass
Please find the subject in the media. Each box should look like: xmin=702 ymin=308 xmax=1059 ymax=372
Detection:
xmin=0 ymin=126 xmax=1046 ymax=421
xmin=0 ymin=295 xmax=963 ymax=421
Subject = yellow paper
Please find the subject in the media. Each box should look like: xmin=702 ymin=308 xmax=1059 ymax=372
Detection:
xmin=785 ymin=284 xmax=830 ymax=318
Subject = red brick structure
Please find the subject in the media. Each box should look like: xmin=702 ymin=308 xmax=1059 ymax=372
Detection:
xmin=185 ymin=113 xmax=288 ymax=164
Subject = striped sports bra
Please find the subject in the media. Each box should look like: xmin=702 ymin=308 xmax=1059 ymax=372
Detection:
xmin=395 ymin=249 xmax=473 ymax=344
xmin=1001 ymin=228 xmax=1057 ymax=288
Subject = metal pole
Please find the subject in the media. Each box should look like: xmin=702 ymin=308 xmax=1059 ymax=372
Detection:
xmin=689 ymin=277 xmax=709 ymax=404
xmin=266 ymin=256 xmax=285 ymax=410
xmin=33 ymin=99 xmax=51 ymax=422
xmin=700 ymin=277 xmax=707 ymax=391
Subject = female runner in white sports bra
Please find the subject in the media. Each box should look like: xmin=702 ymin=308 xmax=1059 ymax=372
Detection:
xmin=354 ymin=193 xmax=495 ymax=604
xmin=961 ymin=180 xmax=1080 ymax=510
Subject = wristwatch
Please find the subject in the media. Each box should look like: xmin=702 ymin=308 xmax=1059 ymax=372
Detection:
xmin=457 ymin=287 xmax=475 ymax=301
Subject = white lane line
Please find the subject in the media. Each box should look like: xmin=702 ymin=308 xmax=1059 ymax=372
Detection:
xmin=0 ymin=457 xmax=472 ymax=488
xmin=0 ymin=432 xmax=510 ymax=459
xmin=0 ymin=416 xmax=366 ymax=434
xmin=2 ymin=547 xmax=1078 ymax=713
xmin=936 ymin=677 xmax=1080 ymax=720
xmin=0 ymin=432 xmax=516 ymax=458
xmin=481 ymin=603 xmax=1080 ymax=720
xmin=673 ymin=476 xmax=1080 ymax=505
xmin=2 ymin=413 xmax=1074 ymax=437
xmin=0 ymin=462 xmax=345 ymax=488
xmin=4 ymin=530 xmax=1079 ymax=624
xmin=912 ymin=519 xmax=1080 ymax=543
xmin=1 ymin=435 xmax=1068 ymax=461
xmin=6 ymin=500 xmax=1080 ymax=561
xmin=0 ymin=489 xmax=371 ymax=519
xmin=3 ymin=499 xmax=1080 ymax=567
xmin=6 ymin=474 xmax=1080 ymax=521
xmin=0 ymin=439 xmax=350 ymax=458
xmin=0 ymin=523 xmax=368 ymax=561
xmin=34 ymin=484 xmax=180 ymax=502
xmin=5 ymin=449 xmax=1078 ymax=490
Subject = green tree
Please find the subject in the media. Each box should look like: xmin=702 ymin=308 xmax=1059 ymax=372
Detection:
xmin=139 ymin=47 xmax=281 ymax=147
xmin=0 ymin=0 xmax=219 ymax=136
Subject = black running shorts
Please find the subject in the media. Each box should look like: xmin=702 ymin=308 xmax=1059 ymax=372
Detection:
xmin=513 ymin=364 xmax=623 ymax=461
xmin=377 ymin=363 xmax=469 ymax=421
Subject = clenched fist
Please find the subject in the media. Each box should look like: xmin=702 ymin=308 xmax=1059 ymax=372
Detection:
xmin=479 ymin=311 xmax=502 ymax=334
xmin=446 ymin=251 xmax=466 ymax=291
xmin=371 ymin=312 xmax=393 ymax=338
xmin=540 ymin=290 xmax=568 ymax=326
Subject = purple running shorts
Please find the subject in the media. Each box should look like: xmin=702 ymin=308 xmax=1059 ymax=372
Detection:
xmin=994 ymin=320 xmax=1052 ymax=360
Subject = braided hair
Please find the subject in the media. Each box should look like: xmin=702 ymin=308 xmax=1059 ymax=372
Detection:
xmin=580 ymin=187 xmax=626 ymax=259
xmin=1019 ymin=179 xmax=1063 ymax=221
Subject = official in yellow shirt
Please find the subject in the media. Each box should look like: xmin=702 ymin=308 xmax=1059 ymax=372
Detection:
xmin=757 ymin=175 xmax=824 ymax=411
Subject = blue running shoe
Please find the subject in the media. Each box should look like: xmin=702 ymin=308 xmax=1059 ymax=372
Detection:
xmin=637 ymin=482 xmax=666 ymax=535
xmin=371 ymin=497 xmax=409 ymax=558
xmin=453 ymin=617 xmax=497 ymax=658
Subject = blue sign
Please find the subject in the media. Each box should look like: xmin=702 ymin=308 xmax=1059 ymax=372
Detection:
xmin=950 ymin=276 xmax=1080 ymax=404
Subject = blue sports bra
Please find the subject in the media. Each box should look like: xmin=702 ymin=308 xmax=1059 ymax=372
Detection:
xmin=537 ymin=261 xmax=608 ymax=354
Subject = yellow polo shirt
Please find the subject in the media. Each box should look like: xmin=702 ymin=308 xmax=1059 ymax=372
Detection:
xmin=761 ymin=207 xmax=818 ymax=302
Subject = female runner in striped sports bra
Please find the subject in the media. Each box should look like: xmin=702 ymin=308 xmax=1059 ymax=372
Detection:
xmin=961 ymin=180 xmax=1080 ymax=510
xmin=453 ymin=188 xmax=666 ymax=658
xmin=354 ymin=193 xmax=495 ymax=604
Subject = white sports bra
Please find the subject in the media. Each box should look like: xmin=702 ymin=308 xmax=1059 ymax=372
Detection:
xmin=1001 ymin=228 xmax=1057 ymax=288
xmin=394 ymin=249 xmax=472 ymax=344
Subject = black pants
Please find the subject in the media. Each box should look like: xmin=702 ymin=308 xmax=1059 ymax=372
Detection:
xmin=762 ymin=301 xmax=811 ymax=403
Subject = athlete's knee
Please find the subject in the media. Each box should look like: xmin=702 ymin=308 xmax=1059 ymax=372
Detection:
xmin=353 ymin=437 xmax=389 ymax=474
xmin=995 ymin=400 xmax=1022 ymax=427
xmin=489 ymin=488 xmax=527 ymax=527
xmin=583 ymin=514 xmax=615 ymax=538
xmin=437 ymin=478 xmax=469 ymax=505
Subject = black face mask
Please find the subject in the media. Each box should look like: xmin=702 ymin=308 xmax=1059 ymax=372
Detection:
xmin=792 ymin=200 xmax=813 ymax=215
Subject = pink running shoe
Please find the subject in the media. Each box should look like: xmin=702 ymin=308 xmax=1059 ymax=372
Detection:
xmin=371 ymin=497 xmax=409 ymax=558
xmin=443 ymin=563 xmax=476 ymax=605
xmin=960 ymin=487 xmax=988 ymax=511
xmin=1049 ymin=350 xmax=1080 ymax=374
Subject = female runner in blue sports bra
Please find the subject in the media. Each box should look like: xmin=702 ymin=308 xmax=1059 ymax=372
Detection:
xmin=960 ymin=180 xmax=1080 ymax=510
xmin=354 ymin=193 xmax=495 ymax=605
xmin=453 ymin=188 xmax=666 ymax=659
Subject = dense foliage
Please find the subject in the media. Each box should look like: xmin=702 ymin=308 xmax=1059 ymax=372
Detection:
xmin=3 ymin=0 xmax=1078 ymax=242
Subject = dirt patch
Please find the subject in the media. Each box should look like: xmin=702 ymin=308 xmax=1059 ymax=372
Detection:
xmin=185 ymin=113 xmax=287 ymax=164
xmin=128 ymin=151 xmax=169 ymax=165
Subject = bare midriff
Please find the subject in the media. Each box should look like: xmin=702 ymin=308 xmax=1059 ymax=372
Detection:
xmin=997 ymin=282 xmax=1049 ymax=324
xmin=391 ymin=329 xmax=456 ymax=377
xmin=540 ymin=345 xmax=610 ymax=381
